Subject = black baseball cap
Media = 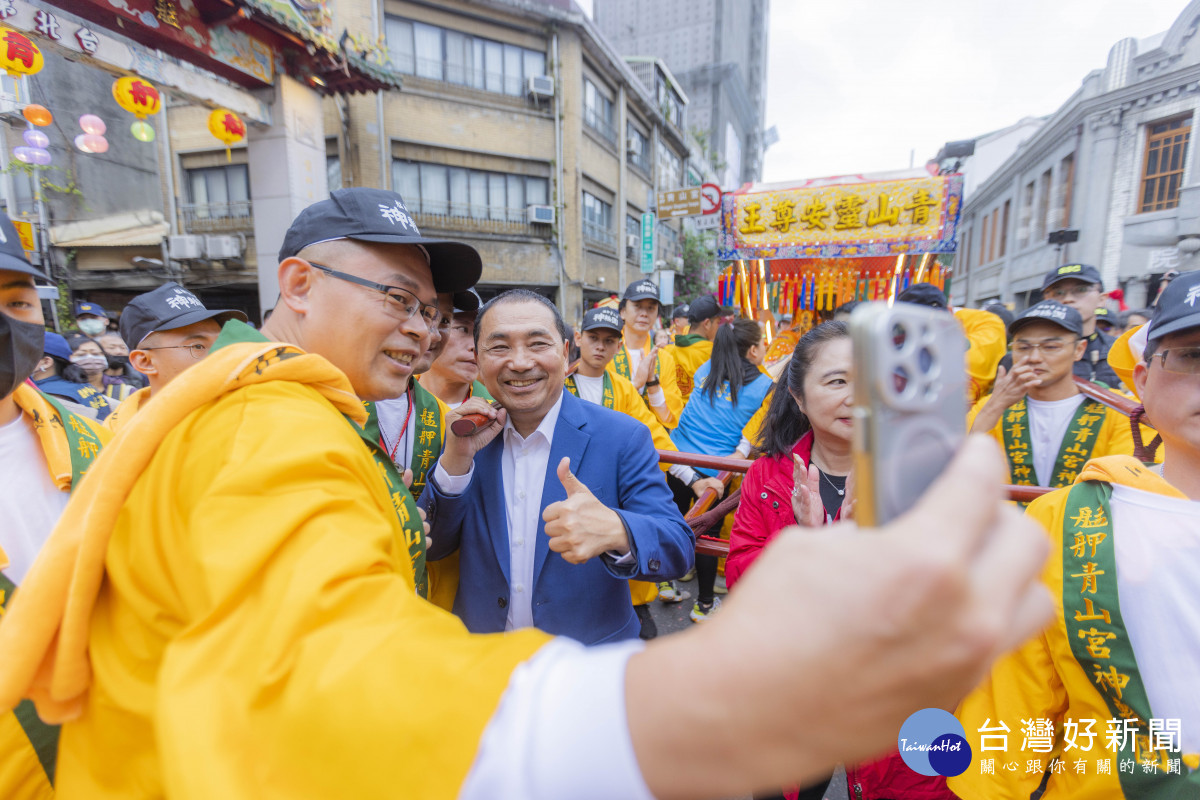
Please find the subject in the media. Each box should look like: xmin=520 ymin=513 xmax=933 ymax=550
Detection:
xmin=1146 ymin=269 xmax=1200 ymax=340
xmin=581 ymin=306 xmax=623 ymax=333
xmin=278 ymin=188 xmax=482 ymax=294
xmin=687 ymin=295 xmax=732 ymax=323
xmin=672 ymin=304 xmax=689 ymax=320
xmin=896 ymin=282 xmax=947 ymax=309
xmin=1009 ymin=300 xmax=1084 ymax=338
xmin=622 ymin=279 xmax=659 ymax=303
xmin=119 ymin=282 xmax=248 ymax=349
xmin=452 ymin=288 xmax=481 ymax=315
xmin=0 ymin=211 xmax=46 ymax=280
xmin=1042 ymin=263 xmax=1103 ymax=292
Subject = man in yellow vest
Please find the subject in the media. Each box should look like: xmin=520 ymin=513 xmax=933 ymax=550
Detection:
xmin=571 ymin=306 xmax=725 ymax=631
xmin=969 ymin=301 xmax=1133 ymax=489
xmin=0 ymin=189 xmax=1058 ymax=800
xmin=669 ymin=303 xmax=690 ymax=337
xmin=950 ymin=270 xmax=1200 ymax=799
xmin=0 ymin=212 xmax=110 ymax=799
xmin=105 ymin=282 xmax=246 ymax=433
xmin=608 ymin=278 xmax=684 ymax=427
xmin=419 ymin=288 xmax=493 ymax=409
xmin=666 ymin=294 xmax=730 ymax=401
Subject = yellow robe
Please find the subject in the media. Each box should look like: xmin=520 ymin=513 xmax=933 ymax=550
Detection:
xmin=665 ymin=337 xmax=712 ymax=401
xmin=607 ymin=336 xmax=684 ymax=428
xmin=956 ymin=307 xmax=1007 ymax=404
xmin=950 ymin=456 xmax=1197 ymax=799
xmin=1 ymin=385 xmax=109 ymax=800
xmin=0 ymin=337 xmax=548 ymax=799
xmin=967 ymin=393 xmax=1136 ymax=485
xmin=102 ymin=386 xmax=149 ymax=434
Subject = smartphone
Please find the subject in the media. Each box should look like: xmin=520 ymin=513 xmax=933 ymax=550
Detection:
xmin=850 ymin=302 xmax=967 ymax=527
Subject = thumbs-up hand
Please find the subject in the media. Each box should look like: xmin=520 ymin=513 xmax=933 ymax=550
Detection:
xmin=542 ymin=457 xmax=627 ymax=564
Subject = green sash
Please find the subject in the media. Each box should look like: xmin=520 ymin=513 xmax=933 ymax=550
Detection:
xmin=36 ymin=392 xmax=103 ymax=487
xmin=674 ymin=333 xmax=706 ymax=348
xmin=469 ymin=380 xmax=494 ymax=402
xmin=1062 ymin=482 xmax=1200 ymax=793
xmin=1 ymin=571 xmax=58 ymax=785
xmin=363 ymin=384 xmax=444 ymax=501
xmin=1003 ymin=398 xmax=1106 ymax=488
xmin=613 ymin=343 xmax=659 ymax=406
xmin=565 ymin=373 xmax=615 ymax=409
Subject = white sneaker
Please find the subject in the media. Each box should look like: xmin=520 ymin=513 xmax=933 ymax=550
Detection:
xmin=657 ymin=581 xmax=690 ymax=604
xmin=689 ymin=597 xmax=722 ymax=623
xmin=714 ymin=575 xmax=729 ymax=595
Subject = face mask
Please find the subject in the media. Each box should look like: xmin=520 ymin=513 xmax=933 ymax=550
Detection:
xmin=0 ymin=313 xmax=45 ymax=398
xmin=70 ymin=353 xmax=108 ymax=375
xmin=107 ymin=354 xmax=130 ymax=370
xmin=77 ymin=318 xmax=106 ymax=337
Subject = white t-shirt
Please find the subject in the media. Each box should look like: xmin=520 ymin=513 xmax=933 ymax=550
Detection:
xmin=1025 ymin=394 xmax=1086 ymax=487
xmin=572 ymin=374 xmax=605 ymax=406
xmin=1110 ymin=483 xmax=1200 ymax=752
xmin=375 ymin=393 xmax=414 ymax=471
xmin=0 ymin=413 xmax=70 ymax=586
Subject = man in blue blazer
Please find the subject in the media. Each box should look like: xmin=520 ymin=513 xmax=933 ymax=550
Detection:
xmin=420 ymin=289 xmax=694 ymax=644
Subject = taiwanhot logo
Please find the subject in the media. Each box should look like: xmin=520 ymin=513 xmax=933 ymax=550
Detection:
xmin=898 ymin=708 xmax=972 ymax=777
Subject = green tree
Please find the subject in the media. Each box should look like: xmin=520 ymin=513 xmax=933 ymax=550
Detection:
xmin=676 ymin=228 xmax=717 ymax=303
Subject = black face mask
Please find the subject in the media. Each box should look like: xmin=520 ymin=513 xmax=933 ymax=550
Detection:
xmin=107 ymin=354 xmax=130 ymax=370
xmin=0 ymin=313 xmax=45 ymax=398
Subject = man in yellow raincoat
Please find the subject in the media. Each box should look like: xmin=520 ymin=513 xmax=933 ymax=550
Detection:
xmin=0 ymin=213 xmax=109 ymax=800
xmin=665 ymin=295 xmax=730 ymax=401
xmin=608 ymin=278 xmax=684 ymax=427
xmin=951 ymin=271 xmax=1200 ymax=799
xmin=0 ymin=189 xmax=1061 ymax=800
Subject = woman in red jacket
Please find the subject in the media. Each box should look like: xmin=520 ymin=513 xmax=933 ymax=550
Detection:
xmin=728 ymin=321 xmax=955 ymax=800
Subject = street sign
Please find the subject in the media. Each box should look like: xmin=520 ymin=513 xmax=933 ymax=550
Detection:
xmin=700 ymin=183 xmax=721 ymax=215
xmin=13 ymin=219 xmax=36 ymax=254
xmin=656 ymin=186 xmax=702 ymax=218
xmin=692 ymin=213 xmax=719 ymax=231
xmin=640 ymin=212 xmax=656 ymax=273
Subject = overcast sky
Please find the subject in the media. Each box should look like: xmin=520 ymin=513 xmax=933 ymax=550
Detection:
xmin=759 ymin=0 xmax=1190 ymax=181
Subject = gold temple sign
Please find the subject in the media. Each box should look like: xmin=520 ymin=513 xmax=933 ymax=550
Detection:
xmin=658 ymin=187 xmax=703 ymax=218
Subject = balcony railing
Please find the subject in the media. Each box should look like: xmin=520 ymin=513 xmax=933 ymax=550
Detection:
xmin=583 ymin=220 xmax=615 ymax=248
xmin=180 ymin=202 xmax=253 ymax=233
xmin=411 ymin=202 xmax=549 ymax=237
xmin=584 ymin=108 xmax=617 ymax=145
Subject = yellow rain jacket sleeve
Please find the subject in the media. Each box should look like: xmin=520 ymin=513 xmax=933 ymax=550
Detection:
xmin=956 ymin=307 xmax=1007 ymax=404
xmin=0 ymin=338 xmax=549 ymax=800
xmin=950 ymin=457 xmax=1190 ymax=800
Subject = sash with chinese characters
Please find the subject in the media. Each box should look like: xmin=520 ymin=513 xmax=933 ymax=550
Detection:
xmin=349 ymin=410 xmax=428 ymax=600
xmin=613 ymin=343 xmax=658 ymax=397
xmin=565 ymin=373 xmax=615 ymax=409
xmin=363 ymin=384 xmax=445 ymax=501
xmin=1061 ymin=482 xmax=1200 ymax=793
xmin=1003 ymin=398 xmax=1106 ymax=488
xmin=468 ymin=379 xmax=494 ymax=402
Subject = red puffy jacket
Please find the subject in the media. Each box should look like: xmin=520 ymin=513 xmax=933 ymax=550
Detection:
xmin=727 ymin=431 xmax=956 ymax=800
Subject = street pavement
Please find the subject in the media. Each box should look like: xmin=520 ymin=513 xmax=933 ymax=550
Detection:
xmin=645 ymin=574 xmax=849 ymax=800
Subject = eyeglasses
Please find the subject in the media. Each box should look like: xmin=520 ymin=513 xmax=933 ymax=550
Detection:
xmin=1149 ymin=346 xmax=1200 ymax=375
xmin=1043 ymin=284 xmax=1097 ymax=300
xmin=140 ymin=343 xmax=209 ymax=359
xmin=1012 ymin=338 xmax=1076 ymax=356
xmin=306 ymin=261 xmax=443 ymax=329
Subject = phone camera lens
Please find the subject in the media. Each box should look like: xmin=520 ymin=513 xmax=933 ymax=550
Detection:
xmin=892 ymin=366 xmax=910 ymax=394
xmin=891 ymin=323 xmax=907 ymax=350
xmin=918 ymin=347 xmax=934 ymax=374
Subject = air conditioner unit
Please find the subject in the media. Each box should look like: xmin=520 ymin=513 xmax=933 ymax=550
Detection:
xmin=526 ymin=75 xmax=554 ymax=98
xmin=626 ymin=233 xmax=639 ymax=248
xmin=205 ymin=235 xmax=242 ymax=260
xmin=626 ymin=136 xmax=640 ymax=154
xmin=527 ymin=204 xmax=555 ymax=224
xmin=168 ymin=235 xmax=205 ymax=260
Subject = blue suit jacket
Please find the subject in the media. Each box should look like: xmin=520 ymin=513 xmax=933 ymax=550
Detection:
xmin=420 ymin=390 xmax=694 ymax=644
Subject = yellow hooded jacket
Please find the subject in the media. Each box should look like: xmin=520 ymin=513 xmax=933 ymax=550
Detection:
xmin=665 ymin=334 xmax=712 ymax=401
xmin=956 ymin=306 xmax=1007 ymax=404
xmin=607 ymin=336 xmax=684 ymax=427
xmin=1 ymin=385 xmax=109 ymax=800
xmin=950 ymin=456 xmax=1197 ymax=799
xmin=0 ymin=324 xmax=548 ymax=799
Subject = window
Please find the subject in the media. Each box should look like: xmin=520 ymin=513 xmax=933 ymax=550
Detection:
xmin=385 ymin=16 xmax=546 ymax=97
xmin=657 ymin=221 xmax=679 ymax=259
xmin=582 ymin=191 xmax=614 ymax=247
xmin=186 ymin=164 xmax=250 ymax=219
xmin=1058 ymin=154 xmax=1074 ymax=228
xmin=658 ymin=138 xmax=683 ymax=189
xmin=392 ymin=160 xmax=549 ymax=223
xmin=1035 ymin=169 xmax=1052 ymax=243
xmin=656 ymin=78 xmax=684 ymax=129
xmin=584 ymin=78 xmax=616 ymax=143
xmin=1018 ymin=181 xmax=1034 ymax=248
xmin=988 ymin=208 xmax=999 ymax=263
xmin=1139 ymin=116 xmax=1191 ymax=213
xmin=979 ymin=214 xmax=989 ymax=264
xmin=999 ymin=200 xmax=1010 ymax=258
xmin=627 ymin=123 xmax=649 ymax=172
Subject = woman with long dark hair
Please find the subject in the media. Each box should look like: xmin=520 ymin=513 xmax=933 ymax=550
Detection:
xmin=669 ymin=317 xmax=772 ymax=622
xmin=727 ymin=320 xmax=955 ymax=800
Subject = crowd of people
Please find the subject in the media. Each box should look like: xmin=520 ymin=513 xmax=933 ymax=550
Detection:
xmin=0 ymin=185 xmax=1194 ymax=799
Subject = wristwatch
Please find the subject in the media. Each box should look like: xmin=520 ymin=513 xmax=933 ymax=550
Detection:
xmin=645 ymin=378 xmax=660 ymax=388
